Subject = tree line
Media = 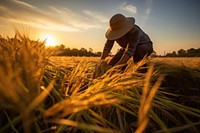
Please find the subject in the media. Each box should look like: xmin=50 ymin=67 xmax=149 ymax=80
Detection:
xmin=155 ymin=48 xmax=200 ymax=57
xmin=51 ymin=45 xmax=200 ymax=58
xmin=51 ymin=44 xmax=102 ymax=57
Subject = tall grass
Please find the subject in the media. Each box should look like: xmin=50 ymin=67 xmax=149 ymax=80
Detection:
xmin=0 ymin=33 xmax=200 ymax=133
xmin=0 ymin=33 xmax=53 ymax=133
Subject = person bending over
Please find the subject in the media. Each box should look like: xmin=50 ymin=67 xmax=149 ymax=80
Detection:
xmin=101 ymin=13 xmax=153 ymax=67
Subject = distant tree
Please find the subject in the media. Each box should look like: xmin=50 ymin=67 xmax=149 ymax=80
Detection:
xmin=171 ymin=51 xmax=177 ymax=57
xmin=95 ymin=52 xmax=102 ymax=57
xmin=177 ymin=49 xmax=187 ymax=57
xmin=54 ymin=44 xmax=66 ymax=56
xmin=64 ymin=48 xmax=71 ymax=56
xmin=165 ymin=53 xmax=171 ymax=57
xmin=88 ymin=48 xmax=93 ymax=53
xmin=197 ymin=48 xmax=200 ymax=57
xmin=187 ymin=48 xmax=198 ymax=57
xmin=79 ymin=48 xmax=87 ymax=56
xmin=165 ymin=51 xmax=177 ymax=57
xmin=80 ymin=48 xmax=87 ymax=52
xmin=58 ymin=44 xmax=65 ymax=51
xmin=156 ymin=47 xmax=200 ymax=57
xmin=71 ymin=48 xmax=79 ymax=56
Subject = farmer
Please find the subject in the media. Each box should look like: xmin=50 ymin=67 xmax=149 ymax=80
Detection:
xmin=101 ymin=13 xmax=153 ymax=67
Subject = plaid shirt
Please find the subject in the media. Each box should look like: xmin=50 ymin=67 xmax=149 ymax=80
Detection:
xmin=103 ymin=25 xmax=153 ymax=56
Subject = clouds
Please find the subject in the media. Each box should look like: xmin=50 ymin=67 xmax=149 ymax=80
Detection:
xmin=120 ymin=2 xmax=137 ymax=14
xmin=0 ymin=0 xmax=108 ymax=32
xmin=47 ymin=6 xmax=98 ymax=31
xmin=0 ymin=0 xmax=140 ymax=32
xmin=141 ymin=0 xmax=153 ymax=27
xmin=119 ymin=1 xmax=153 ymax=27
xmin=0 ymin=0 xmax=75 ymax=31
xmin=83 ymin=10 xmax=108 ymax=23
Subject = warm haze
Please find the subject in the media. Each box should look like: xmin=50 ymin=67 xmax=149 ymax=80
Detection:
xmin=0 ymin=0 xmax=200 ymax=55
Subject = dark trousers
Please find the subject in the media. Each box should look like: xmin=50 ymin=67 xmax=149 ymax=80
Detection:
xmin=109 ymin=43 xmax=153 ymax=66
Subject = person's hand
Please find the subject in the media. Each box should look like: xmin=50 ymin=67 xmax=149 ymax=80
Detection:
xmin=94 ymin=59 xmax=112 ymax=78
xmin=99 ymin=59 xmax=107 ymax=64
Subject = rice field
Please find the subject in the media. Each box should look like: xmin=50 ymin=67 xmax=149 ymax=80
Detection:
xmin=49 ymin=56 xmax=200 ymax=68
xmin=152 ymin=57 xmax=200 ymax=68
xmin=0 ymin=34 xmax=200 ymax=133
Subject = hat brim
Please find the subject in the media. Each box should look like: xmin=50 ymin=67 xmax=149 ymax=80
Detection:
xmin=105 ymin=17 xmax=135 ymax=40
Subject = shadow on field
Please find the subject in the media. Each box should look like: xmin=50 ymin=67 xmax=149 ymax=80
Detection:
xmin=155 ymin=62 xmax=200 ymax=106
xmin=149 ymin=61 xmax=200 ymax=133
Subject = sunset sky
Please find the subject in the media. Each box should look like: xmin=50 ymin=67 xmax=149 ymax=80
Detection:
xmin=0 ymin=0 xmax=200 ymax=55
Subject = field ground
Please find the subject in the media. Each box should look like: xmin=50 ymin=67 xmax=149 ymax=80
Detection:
xmin=1 ymin=39 xmax=200 ymax=133
xmin=47 ymin=56 xmax=200 ymax=132
xmin=152 ymin=57 xmax=200 ymax=68
xmin=49 ymin=56 xmax=200 ymax=68
xmin=1 ymin=35 xmax=200 ymax=133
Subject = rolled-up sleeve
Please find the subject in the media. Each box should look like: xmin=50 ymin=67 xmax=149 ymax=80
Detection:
xmin=103 ymin=40 xmax=114 ymax=52
xmin=125 ymin=30 xmax=140 ymax=57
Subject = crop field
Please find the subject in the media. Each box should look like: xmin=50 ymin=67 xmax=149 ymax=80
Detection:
xmin=0 ymin=35 xmax=200 ymax=133
xmin=50 ymin=56 xmax=200 ymax=68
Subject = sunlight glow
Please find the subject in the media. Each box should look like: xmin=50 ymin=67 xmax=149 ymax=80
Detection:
xmin=41 ymin=34 xmax=57 ymax=46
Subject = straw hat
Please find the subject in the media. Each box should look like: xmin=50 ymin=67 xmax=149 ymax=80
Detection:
xmin=105 ymin=14 xmax=135 ymax=40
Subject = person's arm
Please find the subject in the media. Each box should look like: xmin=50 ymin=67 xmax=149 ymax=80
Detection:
xmin=115 ymin=29 xmax=140 ymax=65
xmin=101 ymin=40 xmax=114 ymax=60
xmin=101 ymin=50 xmax=110 ymax=60
xmin=115 ymin=54 xmax=130 ymax=65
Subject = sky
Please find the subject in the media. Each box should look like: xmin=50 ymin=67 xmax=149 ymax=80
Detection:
xmin=0 ymin=0 xmax=200 ymax=55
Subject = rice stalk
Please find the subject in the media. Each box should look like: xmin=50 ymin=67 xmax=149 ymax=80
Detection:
xmin=0 ymin=32 xmax=52 ymax=132
xmin=135 ymin=64 xmax=164 ymax=133
xmin=4 ymin=111 xmax=20 ymax=133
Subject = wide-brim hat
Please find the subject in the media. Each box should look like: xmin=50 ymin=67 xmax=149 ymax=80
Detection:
xmin=105 ymin=14 xmax=135 ymax=40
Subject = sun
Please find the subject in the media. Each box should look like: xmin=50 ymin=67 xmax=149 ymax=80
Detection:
xmin=40 ymin=34 xmax=57 ymax=47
